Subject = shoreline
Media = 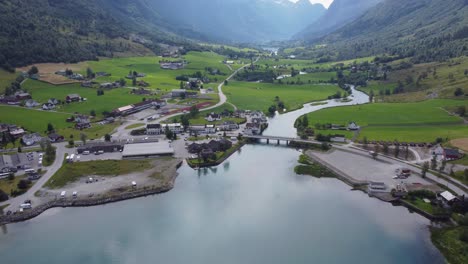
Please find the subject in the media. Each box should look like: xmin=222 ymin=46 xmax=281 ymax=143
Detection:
xmin=0 ymin=160 xmax=183 ymax=225
xmin=304 ymin=149 xmax=451 ymax=222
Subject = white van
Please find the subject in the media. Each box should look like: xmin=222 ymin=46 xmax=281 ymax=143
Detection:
xmin=72 ymin=191 xmax=78 ymax=198
xmin=60 ymin=191 xmax=66 ymax=198
xmin=82 ymin=151 xmax=90 ymax=155
xmin=20 ymin=203 xmax=32 ymax=209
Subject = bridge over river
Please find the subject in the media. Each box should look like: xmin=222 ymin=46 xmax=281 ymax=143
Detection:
xmin=242 ymin=134 xmax=322 ymax=146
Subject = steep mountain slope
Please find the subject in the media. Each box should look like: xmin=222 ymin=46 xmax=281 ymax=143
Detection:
xmin=294 ymin=0 xmax=383 ymax=41
xmin=151 ymin=0 xmax=326 ymax=42
xmin=0 ymin=0 xmax=195 ymax=69
xmin=318 ymin=0 xmax=468 ymax=62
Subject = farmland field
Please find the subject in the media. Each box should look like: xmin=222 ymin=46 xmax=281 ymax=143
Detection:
xmin=87 ymin=51 xmax=231 ymax=91
xmin=223 ymin=81 xmax=341 ymax=112
xmin=22 ymin=80 xmax=150 ymax=118
xmin=304 ymin=99 xmax=468 ymax=142
xmin=0 ymin=105 xmax=118 ymax=140
xmin=0 ymin=69 xmax=18 ymax=93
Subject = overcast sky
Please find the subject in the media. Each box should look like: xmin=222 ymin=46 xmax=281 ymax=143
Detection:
xmin=290 ymin=0 xmax=334 ymax=8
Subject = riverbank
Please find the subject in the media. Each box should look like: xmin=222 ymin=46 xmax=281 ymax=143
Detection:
xmin=303 ymin=148 xmax=454 ymax=221
xmin=186 ymin=141 xmax=244 ymax=168
xmin=0 ymin=159 xmax=183 ymax=224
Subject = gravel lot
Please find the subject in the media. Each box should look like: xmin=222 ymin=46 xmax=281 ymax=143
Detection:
xmin=311 ymin=149 xmax=432 ymax=189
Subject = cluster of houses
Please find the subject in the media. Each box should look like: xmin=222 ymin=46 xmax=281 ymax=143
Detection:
xmin=146 ymin=123 xmax=184 ymax=135
xmin=164 ymin=89 xmax=198 ymax=99
xmin=0 ymin=123 xmax=64 ymax=147
xmin=0 ymin=123 xmax=25 ymax=140
xmin=66 ymin=114 xmax=92 ymax=130
xmin=159 ymin=60 xmax=186 ymax=70
xmin=432 ymin=145 xmax=464 ymax=161
xmin=0 ymin=91 xmax=32 ymax=105
xmin=21 ymin=132 xmax=64 ymax=146
xmin=42 ymin=98 xmax=60 ymax=110
xmin=112 ymin=99 xmax=167 ymax=116
xmin=187 ymin=139 xmax=233 ymax=160
xmin=244 ymin=111 xmax=268 ymax=135
xmin=55 ymin=70 xmax=84 ymax=80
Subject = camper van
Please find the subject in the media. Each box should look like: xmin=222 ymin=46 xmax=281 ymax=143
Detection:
xmin=19 ymin=203 xmax=32 ymax=209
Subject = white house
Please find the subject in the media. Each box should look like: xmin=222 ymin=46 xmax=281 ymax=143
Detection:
xmin=244 ymin=123 xmax=261 ymax=135
xmin=22 ymin=133 xmax=42 ymax=146
xmin=25 ymin=99 xmax=39 ymax=108
xmin=205 ymin=124 xmax=216 ymax=134
xmin=162 ymin=123 xmax=184 ymax=134
xmin=219 ymin=121 xmax=239 ymax=131
xmin=42 ymin=103 xmax=55 ymax=110
xmin=205 ymin=113 xmax=222 ymax=122
xmin=146 ymin=124 xmax=162 ymax=135
xmin=348 ymin=122 xmax=360 ymax=130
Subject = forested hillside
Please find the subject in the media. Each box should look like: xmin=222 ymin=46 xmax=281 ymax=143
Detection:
xmin=0 ymin=0 xmax=197 ymax=70
xmin=312 ymin=0 xmax=468 ymax=62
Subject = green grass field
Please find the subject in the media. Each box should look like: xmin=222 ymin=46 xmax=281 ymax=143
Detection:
xmin=87 ymin=51 xmax=230 ymax=91
xmin=0 ymin=105 xmax=119 ymax=139
xmin=223 ymin=81 xmax=340 ymax=112
xmin=280 ymin=72 xmax=337 ymax=83
xmin=431 ymin=226 xmax=468 ymax=264
xmin=23 ymin=80 xmax=150 ymax=118
xmin=0 ymin=70 xmax=18 ymax=93
xmin=45 ymin=159 xmax=153 ymax=188
xmin=305 ymin=99 xmax=468 ymax=142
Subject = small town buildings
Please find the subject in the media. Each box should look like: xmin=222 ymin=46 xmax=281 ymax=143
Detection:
xmin=348 ymin=122 xmax=360 ymax=130
xmin=66 ymin=94 xmax=81 ymax=102
xmin=75 ymin=115 xmax=91 ymax=130
xmin=205 ymin=124 xmax=216 ymax=134
xmin=432 ymin=145 xmax=445 ymax=156
xmin=122 ymin=142 xmax=174 ymax=158
xmin=245 ymin=123 xmax=261 ymax=135
xmin=331 ymin=136 xmax=346 ymax=143
xmin=205 ymin=113 xmax=221 ymax=122
xmin=161 ymin=123 xmax=184 ymax=134
xmin=146 ymin=124 xmax=162 ymax=135
xmin=48 ymin=133 xmax=64 ymax=142
xmin=438 ymin=191 xmax=459 ymax=205
xmin=187 ymin=139 xmax=233 ymax=155
xmin=112 ymin=99 xmax=166 ymax=116
xmin=159 ymin=61 xmax=185 ymax=70
xmin=233 ymin=110 xmax=246 ymax=118
xmin=24 ymin=99 xmax=39 ymax=108
xmin=48 ymin=98 xmax=59 ymax=105
xmin=443 ymin=148 xmax=462 ymax=160
xmin=15 ymin=92 xmax=31 ymax=101
xmin=218 ymin=121 xmax=239 ymax=131
xmin=21 ymin=133 xmax=42 ymax=146
xmin=9 ymin=128 xmax=25 ymax=138
xmin=77 ymin=142 xmax=124 ymax=154
xmin=42 ymin=103 xmax=55 ymax=110
xmin=171 ymin=89 xmax=187 ymax=98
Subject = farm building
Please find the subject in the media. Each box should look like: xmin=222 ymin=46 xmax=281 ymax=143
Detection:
xmin=66 ymin=94 xmax=81 ymax=102
xmin=443 ymin=148 xmax=462 ymax=160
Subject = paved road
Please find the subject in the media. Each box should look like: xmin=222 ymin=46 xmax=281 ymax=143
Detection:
xmin=1 ymin=142 xmax=68 ymax=211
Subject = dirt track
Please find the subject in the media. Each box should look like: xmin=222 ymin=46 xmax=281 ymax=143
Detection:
xmin=450 ymin=138 xmax=468 ymax=152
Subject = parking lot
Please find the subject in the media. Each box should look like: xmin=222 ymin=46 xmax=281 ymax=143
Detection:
xmin=310 ymin=149 xmax=433 ymax=189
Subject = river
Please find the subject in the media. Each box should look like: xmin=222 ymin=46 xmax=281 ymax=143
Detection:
xmin=0 ymin=88 xmax=444 ymax=263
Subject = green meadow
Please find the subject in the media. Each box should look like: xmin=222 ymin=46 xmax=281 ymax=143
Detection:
xmin=23 ymin=80 xmax=150 ymax=118
xmin=0 ymin=105 xmax=118 ymax=139
xmin=304 ymin=99 xmax=468 ymax=142
xmin=0 ymin=69 xmax=18 ymax=93
xmin=87 ymin=51 xmax=231 ymax=91
xmin=223 ymin=81 xmax=341 ymax=112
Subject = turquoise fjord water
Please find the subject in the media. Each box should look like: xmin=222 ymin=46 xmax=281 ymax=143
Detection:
xmin=0 ymin=145 xmax=443 ymax=264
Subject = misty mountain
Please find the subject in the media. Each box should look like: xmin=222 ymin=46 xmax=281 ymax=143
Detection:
xmin=0 ymin=0 xmax=201 ymax=69
xmin=315 ymin=0 xmax=468 ymax=62
xmin=151 ymin=0 xmax=326 ymax=43
xmin=294 ymin=0 xmax=383 ymax=41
